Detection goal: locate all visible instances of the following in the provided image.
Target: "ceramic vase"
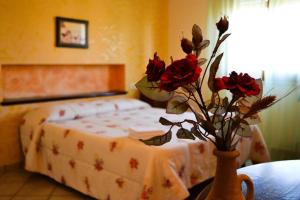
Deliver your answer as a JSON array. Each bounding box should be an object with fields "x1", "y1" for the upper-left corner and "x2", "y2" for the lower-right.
[{"x1": 202, "y1": 149, "x2": 254, "y2": 200}]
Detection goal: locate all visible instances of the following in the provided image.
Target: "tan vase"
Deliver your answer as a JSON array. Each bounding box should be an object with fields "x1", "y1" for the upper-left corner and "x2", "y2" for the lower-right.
[{"x1": 203, "y1": 149, "x2": 254, "y2": 200}]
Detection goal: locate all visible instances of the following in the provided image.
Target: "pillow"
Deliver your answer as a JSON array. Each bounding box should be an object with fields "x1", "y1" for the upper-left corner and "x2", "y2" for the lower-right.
[{"x1": 111, "y1": 98, "x2": 151, "y2": 111}]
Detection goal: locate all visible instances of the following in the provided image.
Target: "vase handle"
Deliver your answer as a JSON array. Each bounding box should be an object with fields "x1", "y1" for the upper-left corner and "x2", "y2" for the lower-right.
[{"x1": 238, "y1": 174, "x2": 254, "y2": 200}]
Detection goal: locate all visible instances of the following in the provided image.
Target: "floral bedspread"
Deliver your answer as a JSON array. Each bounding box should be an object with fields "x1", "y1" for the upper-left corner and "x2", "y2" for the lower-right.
[{"x1": 20, "y1": 98, "x2": 270, "y2": 200}]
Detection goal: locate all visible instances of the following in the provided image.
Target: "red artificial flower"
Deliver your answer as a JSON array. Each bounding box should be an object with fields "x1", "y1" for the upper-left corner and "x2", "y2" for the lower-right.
[
  {"x1": 146, "y1": 52, "x2": 165, "y2": 82},
  {"x1": 214, "y1": 71, "x2": 260, "y2": 97},
  {"x1": 216, "y1": 16, "x2": 229, "y2": 36},
  {"x1": 160, "y1": 54, "x2": 201, "y2": 92}
]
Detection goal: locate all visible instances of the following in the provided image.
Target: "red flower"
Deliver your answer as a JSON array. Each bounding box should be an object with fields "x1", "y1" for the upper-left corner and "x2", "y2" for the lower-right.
[
  {"x1": 216, "y1": 16, "x2": 229, "y2": 36},
  {"x1": 146, "y1": 52, "x2": 165, "y2": 82},
  {"x1": 160, "y1": 54, "x2": 201, "y2": 92},
  {"x1": 214, "y1": 71, "x2": 260, "y2": 97}
]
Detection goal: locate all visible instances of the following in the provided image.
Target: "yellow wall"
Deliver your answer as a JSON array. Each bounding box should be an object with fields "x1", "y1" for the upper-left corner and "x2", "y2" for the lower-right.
[
  {"x1": 0, "y1": 0, "x2": 169, "y2": 97},
  {"x1": 168, "y1": 0, "x2": 210, "y2": 99},
  {"x1": 0, "y1": 0, "x2": 169, "y2": 166}
]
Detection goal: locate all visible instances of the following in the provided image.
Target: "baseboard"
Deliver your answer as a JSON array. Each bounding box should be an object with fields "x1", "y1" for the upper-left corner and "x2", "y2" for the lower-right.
[
  {"x1": 0, "y1": 162, "x2": 23, "y2": 173},
  {"x1": 270, "y1": 148, "x2": 300, "y2": 160}
]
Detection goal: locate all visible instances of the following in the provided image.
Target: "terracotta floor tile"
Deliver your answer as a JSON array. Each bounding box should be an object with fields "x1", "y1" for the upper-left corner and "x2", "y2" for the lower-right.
[
  {"x1": 12, "y1": 196, "x2": 49, "y2": 200},
  {"x1": 0, "y1": 197, "x2": 12, "y2": 200},
  {"x1": 16, "y1": 177, "x2": 56, "y2": 196},
  {"x1": 0, "y1": 182, "x2": 24, "y2": 196}
]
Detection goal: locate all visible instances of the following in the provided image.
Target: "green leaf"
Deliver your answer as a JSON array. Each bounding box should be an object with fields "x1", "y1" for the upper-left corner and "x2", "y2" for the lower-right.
[
  {"x1": 215, "y1": 34, "x2": 231, "y2": 52},
  {"x1": 208, "y1": 53, "x2": 223, "y2": 92},
  {"x1": 198, "y1": 58, "x2": 207, "y2": 66},
  {"x1": 159, "y1": 117, "x2": 174, "y2": 126},
  {"x1": 135, "y1": 76, "x2": 174, "y2": 102},
  {"x1": 191, "y1": 126, "x2": 206, "y2": 141},
  {"x1": 166, "y1": 96, "x2": 189, "y2": 114},
  {"x1": 192, "y1": 24, "x2": 203, "y2": 47},
  {"x1": 219, "y1": 33, "x2": 231, "y2": 44},
  {"x1": 200, "y1": 40, "x2": 210, "y2": 50},
  {"x1": 235, "y1": 124, "x2": 252, "y2": 137},
  {"x1": 140, "y1": 130, "x2": 172, "y2": 146},
  {"x1": 176, "y1": 128, "x2": 195, "y2": 140}
]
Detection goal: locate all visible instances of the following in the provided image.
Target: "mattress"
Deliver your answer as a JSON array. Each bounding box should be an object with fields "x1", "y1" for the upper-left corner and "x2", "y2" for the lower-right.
[{"x1": 20, "y1": 98, "x2": 270, "y2": 200}]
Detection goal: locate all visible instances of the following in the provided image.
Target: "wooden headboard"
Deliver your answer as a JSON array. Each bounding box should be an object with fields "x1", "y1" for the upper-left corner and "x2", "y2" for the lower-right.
[{"x1": 0, "y1": 64, "x2": 126, "y2": 105}]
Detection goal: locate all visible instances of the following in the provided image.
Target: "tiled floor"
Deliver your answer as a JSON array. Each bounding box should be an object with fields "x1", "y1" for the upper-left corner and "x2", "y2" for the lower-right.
[{"x1": 0, "y1": 167, "x2": 95, "y2": 200}]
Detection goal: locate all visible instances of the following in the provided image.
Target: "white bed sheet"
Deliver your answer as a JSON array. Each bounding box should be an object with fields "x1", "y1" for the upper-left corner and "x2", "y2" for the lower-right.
[{"x1": 20, "y1": 99, "x2": 270, "y2": 200}]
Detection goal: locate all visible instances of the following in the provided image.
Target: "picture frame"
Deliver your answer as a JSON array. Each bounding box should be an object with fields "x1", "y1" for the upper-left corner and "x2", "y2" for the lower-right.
[{"x1": 55, "y1": 17, "x2": 88, "y2": 48}]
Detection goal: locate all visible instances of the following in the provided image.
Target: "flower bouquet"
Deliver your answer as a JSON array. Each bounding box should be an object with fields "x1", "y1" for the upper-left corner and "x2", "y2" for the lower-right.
[
  {"x1": 136, "y1": 16, "x2": 281, "y2": 200},
  {"x1": 135, "y1": 16, "x2": 276, "y2": 151}
]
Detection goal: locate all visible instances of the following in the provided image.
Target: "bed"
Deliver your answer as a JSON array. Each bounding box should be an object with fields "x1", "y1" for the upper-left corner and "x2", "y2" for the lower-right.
[{"x1": 20, "y1": 98, "x2": 270, "y2": 200}]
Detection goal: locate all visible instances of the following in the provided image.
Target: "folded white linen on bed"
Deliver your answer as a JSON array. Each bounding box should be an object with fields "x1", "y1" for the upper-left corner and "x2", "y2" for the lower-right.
[
  {"x1": 128, "y1": 127, "x2": 165, "y2": 140},
  {"x1": 20, "y1": 98, "x2": 271, "y2": 200}
]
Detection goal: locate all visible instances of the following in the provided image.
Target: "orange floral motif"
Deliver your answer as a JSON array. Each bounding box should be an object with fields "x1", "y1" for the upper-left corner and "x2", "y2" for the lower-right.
[
  {"x1": 110, "y1": 141, "x2": 117, "y2": 152},
  {"x1": 29, "y1": 132, "x2": 33, "y2": 141},
  {"x1": 36, "y1": 140, "x2": 41, "y2": 152},
  {"x1": 40, "y1": 129, "x2": 45, "y2": 137},
  {"x1": 69, "y1": 159, "x2": 76, "y2": 169},
  {"x1": 178, "y1": 165, "x2": 185, "y2": 178},
  {"x1": 114, "y1": 104, "x2": 119, "y2": 110},
  {"x1": 52, "y1": 144, "x2": 59, "y2": 155},
  {"x1": 47, "y1": 163, "x2": 52, "y2": 171},
  {"x1": 95, "y1": 130, "x2": 106, "y2": 134},
  {"x1": 254, "y1": 142, "x2": 265, "y2": 155},
  {"x1": 39, "y1": 118, "x2": 46, "y2": 124},
  {"x1": 115, "y1": 178, "x2": 124, "y2": 188},
  {"x1": 84, "y1": 177, "x2": 90, "y2": 192},
  {"x1": 162, "y1": 178, "x2": 172, "y2": 188},
  {"x1": 59, "y1": 110, "x2": 65, "y2": 117},
  {"x1": 198, "y1": 143, "x2": 205, "y2": 154},
  {"x1": 64, "y1": 129, "x2": 70, "y2": 138},
  {"x1": 74, "y1": 115, "x2": 83, "y2": 120},
  {"x1": 190, "y1": 172, "x2": 200, "y2": 185},
  {"x1": 24, "y1": 147, "x2": 28, "y2": 154},
  {"x1": 20, "y1": 118, "x2": 26, "y2": 125},
  {"x1": 140, "y1": 185, "x2": 153, "y2": 200},
  {"x1": 61, "y1": 176, "x2": 66, "y2": 184},
  {"x1": 129, "y1": 158, "x2": 139, "y2": 169},
  {"x1": 106, "y1": 195, "x2": 111, "y2": 200},
  {"x1": 77, "y1": 141, "x2": 84, "y2": 150},
  {"x1": 94, "y1": 158, "x2": 104, "y2": 171},
  {"x1": 106, "y1": 124, "x2": 117, "y2": 128}
]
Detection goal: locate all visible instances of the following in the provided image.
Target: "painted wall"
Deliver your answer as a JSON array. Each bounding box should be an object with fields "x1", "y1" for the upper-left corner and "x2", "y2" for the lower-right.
[
  {"x1": 0, "y1": 0, "x2": 169, "y2": 97},
  {"x1": 0, "y1": 0, "x2": 169, "y2": 166},
  {"x1": 168, "y1": 0, "x2": 210, "y2": 99}
]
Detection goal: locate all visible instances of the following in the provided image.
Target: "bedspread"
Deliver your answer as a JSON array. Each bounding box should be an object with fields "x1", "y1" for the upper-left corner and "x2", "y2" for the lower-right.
[{"x1": 20, "y1": 98, "x2": 270, "y2": 200}]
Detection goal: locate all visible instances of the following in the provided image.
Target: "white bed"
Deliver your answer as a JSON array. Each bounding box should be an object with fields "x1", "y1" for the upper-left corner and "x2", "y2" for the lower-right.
[{"x1": 20, "y1": 98, "x2": 270, "y2": 200}]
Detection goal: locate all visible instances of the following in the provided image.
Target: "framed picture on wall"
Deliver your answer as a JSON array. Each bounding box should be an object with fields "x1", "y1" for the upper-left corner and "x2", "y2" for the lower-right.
[{"x1": 55, "y1": 17, "x2": 88, "y2": 48}]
